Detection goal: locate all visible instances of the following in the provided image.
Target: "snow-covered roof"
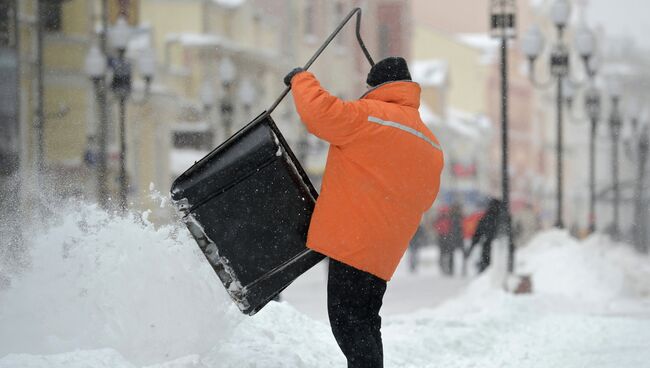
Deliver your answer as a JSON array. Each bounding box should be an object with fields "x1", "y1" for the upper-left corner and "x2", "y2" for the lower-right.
[
  {"x1": 165, "y1": 32, "x2": 283, "y2": 66},
  {"x1": 212, "y1": 0, "x2": 246, "y2": 9},
  {"x1": 411, "y1": 60, "x2": 448, "y2": 87},
  {"x1": 170, "y1": 148, "x2": 210, "y2": 175},
  {"x1": 456, "y1": 33, "x2": 500, "y2": 65},
  {"x1": 166, "y1": 33, "x2": 225, "y2": 48},
  {"x1": 445, "y1": 108, "x2": 492, "y2": 139}
]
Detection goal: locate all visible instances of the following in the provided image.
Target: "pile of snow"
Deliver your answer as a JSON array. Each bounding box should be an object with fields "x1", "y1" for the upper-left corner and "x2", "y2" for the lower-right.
[
  {"x1": 518, "y1": 230, "x2": 650, "y2": 301},
  {"x1": 2, "y1": 212, "x2": 649, "y2": 368},
  {"x1": 0, "y1": 202, "x2": 240, "y2": 366}
]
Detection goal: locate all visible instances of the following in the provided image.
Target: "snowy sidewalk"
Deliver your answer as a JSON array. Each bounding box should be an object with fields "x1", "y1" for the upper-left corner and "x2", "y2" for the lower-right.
[{"x1": 1, "y1": 203, "x2": 649, "y2": 367}]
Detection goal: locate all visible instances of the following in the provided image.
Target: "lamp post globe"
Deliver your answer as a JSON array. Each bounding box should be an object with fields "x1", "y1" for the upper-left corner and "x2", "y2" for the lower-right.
[
  {"x1": 109, "y1": 16, "x2": 131, "y2": 52},
  {"x1": 84, "y1": 44, "x2": 107, "y2": 79},
  {"x1": 574, "y1": 26, "x2": 596, "y2": 60},
  {"x1": 201, "y1": 81, "x2": 216, "y2": 110},
  {"x1": 550, "y1": 0, "x2": 571, "y2": 29},
  {"x1": 219, "y1": 56, "x2": 237, "y2": 86},
  {"x1": 522, "y1": 26, "x2": 544, "y2": 60},
  {"x1": 138, "y1": 46, "x2": 156, "y2": 86},
  {"x1": 238, "y1": 77, "x2": 256, "y2": 108}
]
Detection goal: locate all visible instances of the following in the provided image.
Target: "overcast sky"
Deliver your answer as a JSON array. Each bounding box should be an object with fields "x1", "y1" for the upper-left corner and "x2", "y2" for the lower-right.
[{"x1": 586, "y1": 0, "x2": 650, "y2": 49}]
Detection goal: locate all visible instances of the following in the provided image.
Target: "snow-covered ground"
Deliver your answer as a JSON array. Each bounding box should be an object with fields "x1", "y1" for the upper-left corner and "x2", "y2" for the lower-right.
[{"x1": 1, "y1": 202, "x2": 649, "y2": 368}]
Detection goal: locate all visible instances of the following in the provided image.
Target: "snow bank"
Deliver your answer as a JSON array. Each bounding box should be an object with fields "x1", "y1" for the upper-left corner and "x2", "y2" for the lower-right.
[
  {"x1": 0, "y1": 302, "x2": 342, "y2": 368},
  {"x1": 2, "y1": 221, "x2": 649, "y2": 368},
  {"x1": 0, "y1": 201, "x2": 241, "y2": 365},
  {"x1": 518, "y1": 229, "x2": 650, "y2": 301}
]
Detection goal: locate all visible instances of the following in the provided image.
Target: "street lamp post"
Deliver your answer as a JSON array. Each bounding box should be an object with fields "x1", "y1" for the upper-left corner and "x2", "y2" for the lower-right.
[
  {"x1": 201, "y1": 81, "x2": 217, "y2": 147},
  {"x1": 489, "y1": 0, "x2": 516, "y2": 273},
  {"x1": 84, "y1": 44, "x2": 109, "y2": 208},
  {"x1": 219, "y1": 56, "x2": 237, "y2": 138},
  {"x1": 584, "y1": 85, "x2": 601, "y2": 233},
  {"x1": 630, "y1": 121, "x2": 649, "y2": 252},
  {"x1": 522, "y1": 0, "x2": 596, "y2": 229},
  {"x1": 109, "y1": 16, "x2": 132, "y2": 211},
  {"x1": 563, "y1": 56, "x2": 601, "y2": 234},
  {"x1": 85, "y1": 16, "x2": 154, "y2": 211},
  {"x1": 608, "y1": 84, "x2": 622, "y2": 239},
  {"x1": 238, "y1": 77, "x2": 256, "y2": 119}
]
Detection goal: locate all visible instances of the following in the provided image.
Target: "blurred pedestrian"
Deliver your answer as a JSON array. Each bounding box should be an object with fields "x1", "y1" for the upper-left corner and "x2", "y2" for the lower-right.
[
  {"x1": 285, "y1": 56, "x2": 444, "y2": 367},
  {"x1": 408, "y1": 224, "x2": 429, "y2": 273},
  {"x1": 465, "y1": 198, "x2": 502, "y2": 273},
  {"x1": 433, "y1": 206, "x2": 452, "y2": 275},
  {"x1": 446, "y1": 201, "x2": 464, "y2": 276}
]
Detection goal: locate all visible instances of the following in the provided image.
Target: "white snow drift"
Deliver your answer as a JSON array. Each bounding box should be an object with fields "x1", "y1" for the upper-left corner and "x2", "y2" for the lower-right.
[
  {"x1": 0, "y1": 202, "x2": 240, "y2": 365},
  {"x1": 1, "y1": 202, "x2": 649, "y2": 368}
]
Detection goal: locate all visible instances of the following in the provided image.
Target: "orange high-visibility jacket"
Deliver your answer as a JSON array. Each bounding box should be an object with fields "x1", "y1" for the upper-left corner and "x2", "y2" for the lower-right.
[{"x1": 291, "y1": 71, "x2": 444, "y2": 280}]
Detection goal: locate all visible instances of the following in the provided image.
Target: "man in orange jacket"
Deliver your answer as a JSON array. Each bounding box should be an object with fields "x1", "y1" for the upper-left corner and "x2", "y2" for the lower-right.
[{"x1": 284, "y1": 57, "x2": 444, "y2": 367}]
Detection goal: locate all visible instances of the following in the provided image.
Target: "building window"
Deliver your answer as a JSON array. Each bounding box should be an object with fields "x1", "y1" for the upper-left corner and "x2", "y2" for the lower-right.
[{"x1": 41, "y1": 1, "x2": 63, "y2": 32}]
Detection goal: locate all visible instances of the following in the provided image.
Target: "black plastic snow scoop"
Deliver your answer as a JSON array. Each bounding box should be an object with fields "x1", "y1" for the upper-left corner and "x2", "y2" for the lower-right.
[{"x1": 170, "y1": 8, "x2": 375, "y2": 316}]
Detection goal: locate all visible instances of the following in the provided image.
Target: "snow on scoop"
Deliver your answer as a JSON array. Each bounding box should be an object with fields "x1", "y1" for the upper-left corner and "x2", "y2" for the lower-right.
[{"x1": 170, "y1": 8, "x2": 374, "y2": 315}]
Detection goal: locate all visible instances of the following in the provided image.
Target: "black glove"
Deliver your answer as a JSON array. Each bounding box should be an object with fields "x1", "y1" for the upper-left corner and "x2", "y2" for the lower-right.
[{"x1": 284, "y1": 67, "x2": 304, "y2": 87}]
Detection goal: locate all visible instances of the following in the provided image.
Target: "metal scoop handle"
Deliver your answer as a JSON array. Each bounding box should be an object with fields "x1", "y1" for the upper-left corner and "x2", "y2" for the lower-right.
[{"x1": 267, "y1": 7, "x2": 375, "y2": 114}]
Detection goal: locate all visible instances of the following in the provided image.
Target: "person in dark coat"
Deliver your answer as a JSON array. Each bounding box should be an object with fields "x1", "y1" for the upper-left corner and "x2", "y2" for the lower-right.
[
  {"x1": 433, "y1": 206, "x2": 452, "y2": 275},
  {"x1": 465, "y1": 198, "x2": 502, "y2": 273},
  {"x1": 444, "y1": 201, "x2": 464, "y2": 276},
  {"x1": 408, "y1": 224, "x2": 429, "y2": 272}
]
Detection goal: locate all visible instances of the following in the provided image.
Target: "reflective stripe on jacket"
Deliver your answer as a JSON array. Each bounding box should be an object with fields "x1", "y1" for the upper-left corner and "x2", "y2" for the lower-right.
[{"x1": 291, "y1": 71, "x2": 444, "y2": 280}]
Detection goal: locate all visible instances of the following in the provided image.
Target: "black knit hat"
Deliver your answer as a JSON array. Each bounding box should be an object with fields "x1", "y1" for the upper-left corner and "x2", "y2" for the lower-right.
[{"x1": 366, "y1": 57, "x2": 412, "y2": 87}]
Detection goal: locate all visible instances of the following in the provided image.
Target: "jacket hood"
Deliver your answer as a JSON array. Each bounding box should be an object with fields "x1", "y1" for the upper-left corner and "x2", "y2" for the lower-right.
[{"x1": 361, "y1": 81, "x2": 421, "y2": 109}]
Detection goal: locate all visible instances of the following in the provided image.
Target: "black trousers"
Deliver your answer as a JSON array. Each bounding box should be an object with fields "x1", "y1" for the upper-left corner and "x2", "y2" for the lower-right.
[
  {"x1": 327, "y1": 259, "x2": 387, "y2": 368},
  {"x1": 477, "y1": 239, "x2": 493, "y2": 273}
]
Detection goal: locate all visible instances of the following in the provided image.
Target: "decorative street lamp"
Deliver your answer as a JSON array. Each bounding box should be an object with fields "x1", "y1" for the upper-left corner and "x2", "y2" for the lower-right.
[
  {"x1": 584, "y1": 84, "x2": 601, "y2": 233},
  {"x1": 562, "y1": 56, "x2": 601, "y2": 234},
  {"x1": 109, "y1": 16, "x2": 133, "y2": 211},
  {"x1": 138, "y1": 45, "x2": 156, "y2": 95},
  {"x1": 84, "y1": 15, "x2": 154, "y2": 211},
  {"x1": 201, "y1": 80, "x2": 217, "y2": 147},
  {"x1": 522, "y1": 0, "x2": 596, "y2": 229},
  {"x1": 201, "y1": 81, "x2": 216, "y2": 111},
  {"x1": 219, "y1": 56, "x2": 237, "y2": 138},
  {"x1": 626, "y1": 118, "x2": 649, "y2": 252},
  {"x1": 84, "y1": 44, "x2": 109, "y2": 209},
  {"x1": 238, "y1": 77, "x2": 257, "y2": 118},
  {"x1": 490, "y1": 0, "x2": 516, "y2": 273},
  {"x1": 607, "y1": 79, "x2": 623, "y2": 239}
]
